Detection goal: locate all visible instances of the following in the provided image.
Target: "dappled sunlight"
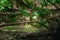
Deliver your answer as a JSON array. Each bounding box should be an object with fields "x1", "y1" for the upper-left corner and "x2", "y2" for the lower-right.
[
  {"x1": 2, "y1": 24, "x2": 38, "y2": 33},
  {"x1": 0, "y1": 0, "x2": 60, "y2": 40}
]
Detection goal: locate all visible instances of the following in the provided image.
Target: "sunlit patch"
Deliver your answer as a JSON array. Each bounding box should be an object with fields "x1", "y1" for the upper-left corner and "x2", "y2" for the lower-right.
[{"x1": 2, "y1": 24, "x2": 38, "y2": 33}]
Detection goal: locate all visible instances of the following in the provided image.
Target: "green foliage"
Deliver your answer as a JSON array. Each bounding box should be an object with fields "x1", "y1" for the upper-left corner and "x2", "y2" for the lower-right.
[
  {"x1": 9, "y1": 13, "x2": 16, "y2": 18},
  {"x1": 21, "y1": 8, "x2": 29, "y2": 16},
  {"x1": 24, "y1": 0, "x2": 38, "y2": 10},
  {"x1": 33, "y1": 22, "x2": 40, "y2": 27},
  {"x1": 40, "y1": 0, "x2": 47, "y2": 6},
  {"x1": 9, "y1": 13, "x2": 17, "y2": 22},
  {"x1": 56, "y1": 0, "x2": 60, "y2": 3},
  {"x1": 0, "y1": 0, "x2": 12, "y2": 11},
  {"x1": 0, "y1": 0, "x2": 60, "y2": 30},
  {"x1": 37, "y1": 8, "x2": 50, "y2": 17},
  {"x1": 49, "y1": 0, "x2": 60, "y2": 3},
  {"x1": 32, "y1": 11, "x2": 39, "y2": 20},
  {"x1": 5, "y1": 26, "x2": 12, "y2": 31},
  {"x1": 41, "y1": 18, "x2": 48, "y2": 23},
  {"x1": 39, "y1": 18, "x2": 49, "y2": 28},
  {"x1": 10, "y1": 18, "x2": 16, "y2": 22}
]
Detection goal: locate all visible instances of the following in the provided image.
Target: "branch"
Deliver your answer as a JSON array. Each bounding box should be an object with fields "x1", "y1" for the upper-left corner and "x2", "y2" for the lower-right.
[
  {"x1": 0, "y1": 21, "x2": 49, "y2": 29},
  {"x1": 47, "y1": 0, "x2": 60, "y2": 9},
  {"x1": 0, "y1": 21, "x2": 30, "y2": 27}
]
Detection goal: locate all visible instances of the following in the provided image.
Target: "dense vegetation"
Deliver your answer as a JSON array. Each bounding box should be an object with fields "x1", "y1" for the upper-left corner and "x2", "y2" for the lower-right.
[{"x1": 0, "y1": 0, "x2": 60, "y2": 40}]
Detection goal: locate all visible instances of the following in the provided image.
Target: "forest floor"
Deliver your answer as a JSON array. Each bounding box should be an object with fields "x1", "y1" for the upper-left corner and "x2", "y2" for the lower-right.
[{"x1": 0, "y1": 24, "x2": 50, "y2": 40}]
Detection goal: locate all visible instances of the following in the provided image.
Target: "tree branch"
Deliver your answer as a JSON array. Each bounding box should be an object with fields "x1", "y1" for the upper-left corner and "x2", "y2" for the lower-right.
[
  {"x1": 47, "y1": 0, "x2": 60, "y2": 9},
  {"x1": 0, "y1": 21, "x2": 49, "y2": 29}
]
